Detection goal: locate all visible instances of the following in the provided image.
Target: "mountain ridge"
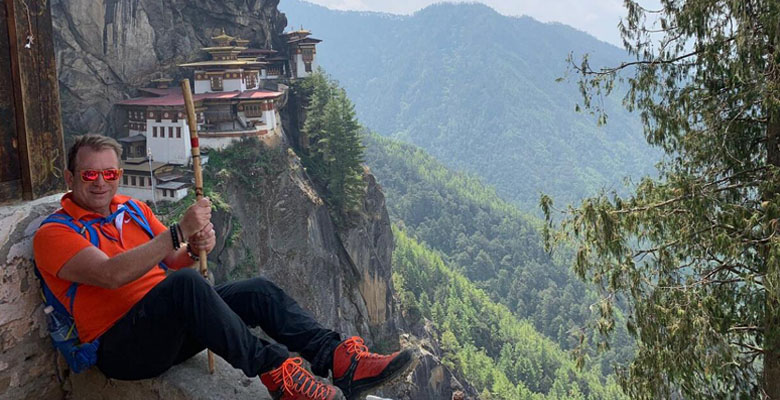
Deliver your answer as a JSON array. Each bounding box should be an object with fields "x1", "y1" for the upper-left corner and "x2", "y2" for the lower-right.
[{"x1": 281, "y1": 0, "x2": 659, "y2": 212}]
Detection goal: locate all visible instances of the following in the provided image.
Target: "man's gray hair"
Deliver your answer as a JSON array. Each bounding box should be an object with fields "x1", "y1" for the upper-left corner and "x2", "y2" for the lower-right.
[{"x1": 67, "y1": 134, "x2": 123, "y2": 173}]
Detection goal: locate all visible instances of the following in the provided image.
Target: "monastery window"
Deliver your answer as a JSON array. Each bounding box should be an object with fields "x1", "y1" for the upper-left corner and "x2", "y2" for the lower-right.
[
  {"x1": 140, "y1": 178, "x2": 145, "y2": 187},
  {"x1": 131, "y1": 176, "x2": 137, "y2": 186},
  {"x1": 123, "y1": 176, "x2": 128, "y2": 185},
  {"x1": 302, "y1": 49, "x2": 314, "y2": 62},
  {"x1": 210, "y1": 76, "x2": 223, "y2": 91},
  {"x1": 167, "y1": 127, "x2": 172, "y2": 138},
  {"x1": 177, "y1": 127, "x2": 182, "y2": 138},
  {"x1": 153, "y1": 126, "x2": 158, "y2": 137},
  {"x1": 305, "y1": 62, "x2": 312, "y2": 73},
  {"x1": 244, "y1": 104, "x2": 262, "y2": 117}
]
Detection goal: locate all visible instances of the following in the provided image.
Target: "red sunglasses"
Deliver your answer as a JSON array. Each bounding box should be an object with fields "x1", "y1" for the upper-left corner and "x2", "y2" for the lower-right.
[{"x1": 79, "y1": 168, "x2": 122, "y2": 182}]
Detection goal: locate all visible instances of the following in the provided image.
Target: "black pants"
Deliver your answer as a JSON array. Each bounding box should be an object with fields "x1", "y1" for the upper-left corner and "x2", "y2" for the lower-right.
[{"x1": 96, "y1": 268, "x2": 341, "y2": 380}]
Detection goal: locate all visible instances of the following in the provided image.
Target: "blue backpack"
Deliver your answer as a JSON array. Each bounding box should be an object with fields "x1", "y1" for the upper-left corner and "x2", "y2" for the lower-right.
[{"x1": 35, "y1": 199, "x2": 167, "y2": 373}]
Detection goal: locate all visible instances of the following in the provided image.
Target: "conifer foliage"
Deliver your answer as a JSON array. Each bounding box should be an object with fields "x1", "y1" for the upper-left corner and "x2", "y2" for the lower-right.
[
  {"x1": 393, "y1": 228, "x2": 626, "y2": 400},
  {"x1": 298, "y1": 70, "x2": 366, "y2": 222},
  {"x1": 544, "y1": 1, "x2": 780, "y2": 398}
]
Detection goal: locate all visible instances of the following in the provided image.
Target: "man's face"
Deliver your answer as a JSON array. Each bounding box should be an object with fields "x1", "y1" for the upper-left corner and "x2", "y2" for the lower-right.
[{"x1": 64, "y1": 147, "x2": 121, "y2": 215}]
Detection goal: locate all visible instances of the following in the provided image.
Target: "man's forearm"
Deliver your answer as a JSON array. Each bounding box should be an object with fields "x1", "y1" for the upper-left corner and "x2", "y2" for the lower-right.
[
  {"x1": 96, "y1": 229, "x2": 176, "y2": 288},
  {"x1": 163, "y1": 246, "x2": 197, "y2": 270}
]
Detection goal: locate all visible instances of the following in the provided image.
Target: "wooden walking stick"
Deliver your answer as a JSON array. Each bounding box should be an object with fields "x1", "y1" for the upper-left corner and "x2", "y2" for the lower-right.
[{"x1": 180, "y1": 78, "x2": 216, "y2": 374}]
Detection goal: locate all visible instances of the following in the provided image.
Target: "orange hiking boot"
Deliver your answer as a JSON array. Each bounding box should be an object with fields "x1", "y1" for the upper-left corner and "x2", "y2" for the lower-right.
[
  {"x1": 261, "y1": 357, "x2": 346, "y2": 400},
  {"x1": 332, "y1": 337, "x2": 416, "y2": 400}
]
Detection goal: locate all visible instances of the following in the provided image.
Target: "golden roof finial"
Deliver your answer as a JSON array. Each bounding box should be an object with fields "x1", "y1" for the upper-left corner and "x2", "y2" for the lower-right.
[{"x1": 211, "y1": 28, "x2": 235, "y2": 45}]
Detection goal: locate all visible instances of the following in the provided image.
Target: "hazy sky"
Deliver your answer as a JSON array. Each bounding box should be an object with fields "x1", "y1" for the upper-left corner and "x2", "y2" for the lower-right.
[{"x1": 299, "y1": 0, "x2": 632, "y2": 46}]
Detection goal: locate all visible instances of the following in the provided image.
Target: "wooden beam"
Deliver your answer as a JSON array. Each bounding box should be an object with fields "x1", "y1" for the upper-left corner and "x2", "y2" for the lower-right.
[
  {"x1": 3, "y1": 0, "x2": 66, "y2": 201},
  {"x1": 0, "y1": 0, "x2": 23, "y2": 203}
]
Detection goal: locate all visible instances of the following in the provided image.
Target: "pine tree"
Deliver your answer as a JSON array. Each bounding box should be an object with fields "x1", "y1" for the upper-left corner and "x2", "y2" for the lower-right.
[
  {"x1": 300, "y1": 70, "x2": 366, "y2": 221},
  {"x1": 300, "y1": 70, "x2": 332, "y2": 150},
  {"x1": 544, "y1": 1, "x2": 780, "y2": 398}
]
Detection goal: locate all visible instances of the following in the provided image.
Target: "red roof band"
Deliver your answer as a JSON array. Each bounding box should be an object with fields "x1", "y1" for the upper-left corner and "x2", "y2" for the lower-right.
[{"x1": 117, "y1": 88, "x2": 282, "y2": 107}]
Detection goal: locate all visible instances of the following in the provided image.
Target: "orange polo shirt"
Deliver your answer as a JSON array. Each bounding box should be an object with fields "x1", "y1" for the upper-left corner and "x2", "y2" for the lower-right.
[{"x1": 33, "y1": 193, "x2": 169, "y2": 342}]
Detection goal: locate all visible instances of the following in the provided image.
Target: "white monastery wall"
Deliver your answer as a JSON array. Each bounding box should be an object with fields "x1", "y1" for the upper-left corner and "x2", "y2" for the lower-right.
[
  {"x1": 194, "y1": 79, "x2": 210, "y2": 94},
  {"x1": 222, "y1": 78, "x2": 244, "y2": 92},
  {"x1": 146, "y1": 119, "x2": 191, "y2": 165}
]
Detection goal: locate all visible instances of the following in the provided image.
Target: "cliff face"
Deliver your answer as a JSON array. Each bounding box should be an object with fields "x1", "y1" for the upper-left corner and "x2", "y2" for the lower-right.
[
  {"x1": 208, "y1": 146, "x2": 400, "y2": 349},
  {"x1": 51, "y1": 0, "x2": 286, "y2": 135}
]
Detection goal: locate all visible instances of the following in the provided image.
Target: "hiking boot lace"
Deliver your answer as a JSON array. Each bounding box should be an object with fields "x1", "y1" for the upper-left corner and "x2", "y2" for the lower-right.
[
  {"x1": 342, "y1": 337, "x2": 386, "y2": 360},
  {"x1": 270, "y1": 357, "x2": 333, "y2": 400}
]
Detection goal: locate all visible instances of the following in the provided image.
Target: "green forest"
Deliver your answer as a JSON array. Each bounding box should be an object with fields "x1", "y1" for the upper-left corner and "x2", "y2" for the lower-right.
[
  {"x1": 392, "y1": 228, "x2": 624, "y2": 399},
  {"x1": 363, "y1": 133, "x2": 633, "y2": 368}
]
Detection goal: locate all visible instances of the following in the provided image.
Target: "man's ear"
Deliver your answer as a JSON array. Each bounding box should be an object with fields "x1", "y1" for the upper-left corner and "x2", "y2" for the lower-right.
[{"x1": 64, "y1": 169, "x2": 74, "y2": 189}]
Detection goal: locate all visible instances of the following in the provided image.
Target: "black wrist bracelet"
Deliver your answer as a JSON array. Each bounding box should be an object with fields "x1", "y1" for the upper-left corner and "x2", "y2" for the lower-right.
[
  {"x1": 170, "y1": 224, "x2": 181, "y2": 249},
  {"x1": 176, "y1": 223, "x2": 184, "y2": 243},
  {"x1": 186, "y1": 243, "x2": 200, "y2": 261}
]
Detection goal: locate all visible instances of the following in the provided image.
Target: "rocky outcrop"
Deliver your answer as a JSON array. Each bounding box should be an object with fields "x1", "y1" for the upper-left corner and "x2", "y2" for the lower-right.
[
  {"x1": 51, "y1": 0, "x2": 287, "y2": 136},
  {"x1": 205, "y1": 141, "x2": 476, "y2": 399},
  {"x1": 68, "y1": 351, "x2": 271, "y2": 399},
  {"x1": 397, "y1": 321, "x2": 479, "y2": 400},
  {"x1": 210, "y1": 146, "x2": 400, "y2": 351}
]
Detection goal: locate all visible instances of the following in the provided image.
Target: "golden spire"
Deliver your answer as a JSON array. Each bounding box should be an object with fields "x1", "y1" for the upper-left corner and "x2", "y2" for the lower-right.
[{"x1": 211, "y1": 28, "x2": 234, "y2": 46}]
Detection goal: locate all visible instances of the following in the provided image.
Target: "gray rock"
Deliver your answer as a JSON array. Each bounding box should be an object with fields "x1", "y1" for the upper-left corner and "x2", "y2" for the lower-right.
[
  {"x1": 67, "y1": 351, "x2": 271, "y2": 399},
  {"x1": 210, "y1": 146, "x2": 400, "y2": 350}
]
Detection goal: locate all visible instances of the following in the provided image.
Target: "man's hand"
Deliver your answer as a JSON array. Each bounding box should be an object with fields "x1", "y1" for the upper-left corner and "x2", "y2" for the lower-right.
[
  {"x1": 189, "y1": 222, "x2": 216, "y2": 254},
  {"x1": 179, "y1": 197, "x2": 212, "y2": 238}
]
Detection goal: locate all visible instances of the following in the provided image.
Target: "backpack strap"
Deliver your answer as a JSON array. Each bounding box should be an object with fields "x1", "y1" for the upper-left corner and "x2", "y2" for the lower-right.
[
  {"x1": 123, "y1": 200, "x2": 168, "y2": 271},
  {"x1": 40, "y1": 213, "x2": 99, "y2": 247},
  {"x1": 39, "y1": 213, "x2": 94, "y2": 314},
  {"x1": 123, "y1": 199, "x2": 155, "y2": 238}
]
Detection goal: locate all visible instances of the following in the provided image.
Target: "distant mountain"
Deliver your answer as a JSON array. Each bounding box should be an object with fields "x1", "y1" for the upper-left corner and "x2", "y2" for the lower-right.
[{"x1": 280, "y1": 0, "x2": 658, "y2": 211}]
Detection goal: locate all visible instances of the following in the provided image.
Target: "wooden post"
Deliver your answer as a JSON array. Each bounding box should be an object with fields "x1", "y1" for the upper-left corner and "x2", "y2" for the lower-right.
[{"x1": 0, "y1": 0, "x2": 66, "y2": 203}]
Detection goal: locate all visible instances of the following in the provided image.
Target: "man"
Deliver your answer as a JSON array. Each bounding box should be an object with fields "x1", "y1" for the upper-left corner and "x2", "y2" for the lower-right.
[{"x1": 33, "y1": 134, "x2": 415, "y2": 400}]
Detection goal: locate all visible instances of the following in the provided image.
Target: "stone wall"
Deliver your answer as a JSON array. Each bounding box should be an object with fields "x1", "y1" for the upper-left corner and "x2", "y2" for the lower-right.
[{"x1": 0, "y1": 194, "x2": 64, "y2": 400}]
